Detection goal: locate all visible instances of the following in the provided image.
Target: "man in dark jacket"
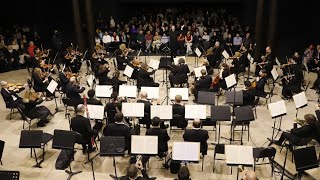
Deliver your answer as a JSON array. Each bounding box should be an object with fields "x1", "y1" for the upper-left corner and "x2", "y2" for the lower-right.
[
  {"x1": 183, "y1": 119, "x2": 209, "y2": 155},
  {"x1": 120, "y1": 164, "x2": 150, "y2": 180},
  {"x1": 65, "y1": 77, "x2": 85, "y2": 106}
]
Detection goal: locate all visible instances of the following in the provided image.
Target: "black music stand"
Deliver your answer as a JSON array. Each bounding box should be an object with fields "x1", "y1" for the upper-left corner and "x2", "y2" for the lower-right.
[
  {"x1": 0, "y1": 170, "x2": 20, "y2": 180},
  {"x1": 160, "y1": 57, "x2": 173, "y2": 105},
  {"x1": 52, "y1": 129, "x2": 81, "y2": 180},
  {"x1": 211, "y1": 106, "x2": 231, "y2": 144},
  {"x1": 48, "y1": 80, "x2": 63, "y2": 114},
  {"x1": 233, "y1": 106, "x2": 255, "y2": 145},
  {"x1": 19, "y1": 130, "x2": 44, "y2": 168},
  {"x1": 226, "y1": 91, "x2": 243, "y2": 116},
  {"x1": 293, "y1": 146, "x2": 319, "y2": 180},
  {"x1": 197, "y1": 91, "x2": 216, "y2": 105},
  {"x1": 100, "y1": 136, "x2": 125, "y2": 179}
]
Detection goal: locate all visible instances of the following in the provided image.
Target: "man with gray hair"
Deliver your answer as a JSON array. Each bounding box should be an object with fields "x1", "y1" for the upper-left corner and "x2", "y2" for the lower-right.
[
  {"x1": 137, "y1": 91, "x2": 152, "y2": 129},
  {"x1": 71, "y1": 104, "x2": 98, "y2": 154},
  {"x1": 183, "y1": 119, "x2": 209, "y2": 155}
]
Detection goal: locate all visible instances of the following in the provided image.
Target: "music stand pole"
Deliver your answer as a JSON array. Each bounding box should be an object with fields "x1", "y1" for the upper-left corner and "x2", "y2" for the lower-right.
[
  {"x1": 280, "y1": 144, "x2": 289, "y2": 180},
  {"x1": 65, "y1": 150, "x2": 82, "y2": 180},
  {"x1": 54, "y1": 90, "x2": 63, "y2": 114},
  {"x1": 109, "y1": 156, "x2": 118, "y2": 179}
]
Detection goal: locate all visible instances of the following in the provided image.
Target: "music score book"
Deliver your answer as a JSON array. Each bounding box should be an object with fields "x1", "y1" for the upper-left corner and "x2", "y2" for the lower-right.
[
  {"x1": 47, "y1": 79, "x2": 58, "y2": 94},
  {"x1": 119, "y1": 85, "x2": 137, "y2": 98},
  {"x1": 95, "y1": 85, "x2": 113, "y2": 98},
  {"x1": 149, "y1": 59, "x2": 160, "y2": 70},
  {"x1": 271, "y1": 67, "x2": 279, "y2": 80},
  {"x1": 84, "y1": 105, "x2": 105, "y2": 119},
  {"x1": 293, "y1": 92, "x2": 308, "y2": 109},
  {"x1": 185, "y1": 105, "x2": 207, "y2": 119},
  {"x1": 87, "y1": 75, "x2": 95, "y2": 87},
  {"x1": 169, "y1": 88, "x2": 189, "y2": 100},
  {"x1": 222, "y1": 50, "x2": 230, "y2": 59},
  {"x1": 268, "y1": 100, "x2": 287, "y2": 118},
  {"x1": 225, "y1": 74, "x2": 237, "y2": 88},
  {"x1": 247, "y1": 53, "x2": 254, "y2": 64},
  {"x1": 172, "y1": 142, "x2": 200, "y2": 162},
  {"x1": 123, "y1": 65, "x2": 134, "y2": 78},
  {"x1": 131, "y1": 135, "x2": 158, "y2": 155},
  {"x1": 225, "y1": 145, "x2": 254, "y2": 165},
  {"x1": 122, "y1": 103, "x2": 144, "y2": 117},
  {"x1": 195, "y1": 48, "x2": 202, "y2": 57},
  {"x1": 151, "y1": 105, "x2": 173, "y2": 119},
  {"x1": 140, "y1": 86, "x2": 159, "y2": 99}
]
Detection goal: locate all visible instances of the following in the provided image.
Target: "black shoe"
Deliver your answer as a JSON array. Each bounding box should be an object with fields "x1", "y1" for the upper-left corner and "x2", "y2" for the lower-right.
[
  {"x1": 43, "y1": 119, "x2": 49, "y2": 123},
  {"x1": 37, "y1": 122, "x2": 46, "y2": 127}
]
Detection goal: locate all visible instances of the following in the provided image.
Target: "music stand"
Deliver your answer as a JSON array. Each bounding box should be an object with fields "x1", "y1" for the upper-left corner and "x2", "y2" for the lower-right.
[
  {"x1": 19, "y1": 130, "x2": 43, "y2": 168},
  {"x1": 293, "y1": 146, "x2": 319, "y2": 180},
  {"x1": 172, "y1": 142, "x2": 200, "y2": 165},
  {"x1": 293, "y1": 92, "x2": 308, "y2": 118},
  {"x1": 225, "y1": 91, "x2": 243, "y2": 116},
  {"x1": 211, "y1": 106, "x2": 231, "y2": 144},
  {"x1": 47, "y1": 79, "x2": 62, "y2": 114},
  {"x1": 197, "y1": 91, "x2": 215, "y2": 105},
  {"x1": 233, "y1": 106, "x2": 255, "y2": 145},
  {"x1": 268, "y1": 100, "x2": 287, "y2": 140},
  {"x1": 0, "y1": 171, "x2": 20, "y2": 180},
  {"x1": 159, "y1": 57, "x2": 173, "y2": 105},
  {"x1": 100, "y1": 136, "x2": 125, "y2": 179},
  {"x1": 52, "y1": 129, "x2": 81, "y2": 180}
]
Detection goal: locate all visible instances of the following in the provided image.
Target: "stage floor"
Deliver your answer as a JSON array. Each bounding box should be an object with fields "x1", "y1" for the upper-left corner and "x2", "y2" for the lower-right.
[{"x1": 0, "y1": 56, "x2": 319, "y2": 180}]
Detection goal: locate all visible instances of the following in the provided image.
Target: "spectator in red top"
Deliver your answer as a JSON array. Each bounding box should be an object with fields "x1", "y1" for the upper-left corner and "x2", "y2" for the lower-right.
[
  {"x1": 27, "y1": 41, "x2": 36, "y2": 58},
  {"x1": 144, "y1": 31, "x2": 153, "y2": 53}
]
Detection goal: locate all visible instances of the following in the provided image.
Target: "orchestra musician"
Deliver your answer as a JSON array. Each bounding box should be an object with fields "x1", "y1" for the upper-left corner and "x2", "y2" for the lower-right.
[
  {"x1": 92, "y1": 44, "x2": 108, "y2": 65},
  {"x1": 137, "y1": 62, "x2": 159, "y2": 87},
  {"x1": 115, "y1": 49, "x2": 130, "y2": 70},
  {"x1": 95, "y1": 63, "x2": 112, "y2": 85},
  {"x1": 32, "y1": 67, "x2": 54, "y2": 100},
  {"x1": 193, "y1": 69, "x2": 212, "y2": 102},
  {"x1": 111, "y1": 70, "x2": 127, "y2": 93},
  {"x1": 1, "y1": 81, "x2": 25, "y2": 110},
  {"x1": 211, "y1": 63, "x2": 231, "y2": 92},
  {"x1": 254, "y1": 69, "x2": 268, "y2": 96},
  {"x1": 65, "y1": 76, "x2": 85, "y2": 107},
  {"x1": 255, "y1": 46, "x2": 274, "y2": 77},
  {"x1": 64, "y1": 46, "x2": 82, "y2": 73},
  {"x1": 58, "y1": 68, "x2": 70, "y2": 93},
  {"x1": 169, "y1": 58, "x2": 190, "y2": 87},
  {"x1": 242, "y1": 80, "x2": 256, "y2": 106},
  {"x1": 22, "y1": 87, "x2": 54, "y2": 127},
  {"x1": 86, "y1": 89, "x2": 103, "y2": 105},
  {"x1": 207, "y1": 41, "x2": 223, "y2": 69},
  {"x1": 137, "y1": 91, "x2": 153, "y2": 129}
]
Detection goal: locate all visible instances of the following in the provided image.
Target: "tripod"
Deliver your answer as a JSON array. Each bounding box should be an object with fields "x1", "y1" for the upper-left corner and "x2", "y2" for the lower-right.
[{"x1": 65, "y1": 149, "x2": 82, "y2": 180}]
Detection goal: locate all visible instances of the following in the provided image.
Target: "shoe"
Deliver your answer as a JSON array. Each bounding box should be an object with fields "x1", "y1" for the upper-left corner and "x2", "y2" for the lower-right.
[
  {"x1": 43, "y1": 119, "x2": 49, "y2": 123},
  {"x1": 87, "y1": 147, "x2": 96, "y2": 154},
  {"x1": 37, "y1": 122, "x2": 46, "y2": 127},
  {"x1": 267, "y1": 138, "x2": 280, "y2": 146}
]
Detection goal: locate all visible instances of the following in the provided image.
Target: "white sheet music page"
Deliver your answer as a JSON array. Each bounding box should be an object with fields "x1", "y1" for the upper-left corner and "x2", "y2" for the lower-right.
[
  {"x1": 149, "y1": 59, "x2": 160, "y2": 70},
  {"x1": 123, "y1": 65, "x2": 134, "y2": 77},
  {"x1": 95, "y1": 85, "x2": 113, "y2": 98},
  {"x1": 169, "y1": 88, "x2": 189, "y2": 100},
  {"x1": 222, "y1": 50, "x2": 230, "y2": 59},
  {"x1": 247, "y1": 53, "x2": 254, "y2": 64},
  {"x1": 225, "y1": 74, "x2": 237, "y2": 88},
  {"x1": 185, "y1": 105, "x2": 207, "y2": 119},
  {"x1": 84, "y1": 105, "x2": 105, "y2": 119},
  {"x1": 173, "y1": 56, "x2": 186, "y2": 65},
  {"x1": 268, "y1": 100, "x2": 287, "y2": 117},
  {"x1": 151, "y1": 105, "x2": 173, "y2": 119},
  {"x1": 195, "y1": 48, "x2": 202, "y2": 57},
  {"x1": 47, "y1": 79, "x2": 58, "y2": 94},
  {"x1": 293, "y1": 92, "x2": 308, "y2": 109},
  {"x1": 225, "y1": 145, "x2": 253, "y2": 165},
  {"x1": 119, "y1": 85, "x2": 137, "y2": 98},
  {"x1": 131, "y1": 135, "x2": 158, "y2": 154},
  {"x1": 271, "y1": 67, "x2": 279, "y2": 80},
  {"x1": 172, "y1": 142, "x2": 200, "y2": 161},
  {"x1": 140, "y1": 86, "x2": 159, "y2": 99},
  {"x1": 87, "y1": 75, "x2": 95, "y2": 87},
  {"x1": 122, "y1": 102, "x2": 144, "y2": 117},
  {"x1": 194, "y1": 66, "x2": 207, "y2": 78}
]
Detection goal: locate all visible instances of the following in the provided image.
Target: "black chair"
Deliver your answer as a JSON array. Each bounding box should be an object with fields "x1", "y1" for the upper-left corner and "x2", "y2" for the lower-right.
[
  {"x1": 253, "y1": 147, "x2": 276, "y2": 177},
  {"x1": 137, "y1": 78, "x2": 147, "y2": 89},
  {"x1": 173, "y1": 74, "x2": 188, "y2": 88},
  {"x1": 280, "y1": 137, "x2": 313, "y2": 162},
  {"x1": 257, "y1": 83, "x2": 275, "y2": 106},
  {"x1": 17, "y1": 108, "x2": 40, "y2": 130},
  {"x1": 213, "y1": 144, "x2": 230, "y2": 173},
  {"x1": 170, "y1": 114, "x2": 187, "y2": 134},
  {"x1": 62, "y1": 97, "x2": 74, "y2": 118},
  {"x1": 0, "y1": 170, "x2": 20, "y2": 180},
  {"x1": 4, "y1": 101, "x2": 16, "y2": 120},
  {"x1": 0, "y1": 140, "x2": 4, "y2": 165},
  {"x1": 252, "y1": 97, "x2": 260, "y2": 118}
]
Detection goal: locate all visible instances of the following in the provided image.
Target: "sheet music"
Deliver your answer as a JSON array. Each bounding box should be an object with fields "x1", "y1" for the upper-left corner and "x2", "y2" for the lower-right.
[
  {"x1": 84, "y1": 105, "x2": 105, "y2": 119},
  {"x1": 95, "y1": 85, "x2": 113, "y2": 98},
  {"x1": 225, "y1": 145, "x2": 254, "y2": 165},
  {"x1": 47, "y1": 79, "x2": 58, "y2": 94},
  {"x1": 268, "y1": 100, "x2": 287, "y2": 117},
  {"x1": 195, "y1": 48, "x2": 202, "y2": 57},
  {"x1": 271, "y1": 67, "x2": 279, "y2": 80},
  {"x1": 173, "y1": 56, "x2": 186, "y2": 65},
  {"x1": 222, "y1": 50, "x2": 230, "y2": 59},
  {"x1": 140, "y1": 86, "x2": 159, "y2": 99},
  {"x1": 122, "y1": 103, "x2": 144, "y2": 117},
  {"x1": 247, "y1": 53, "x2": 254, "y2": 64},
  {"x1": 151, "y1": 105, "x2": 173, "y2": 119},
  {"x1": 169, "y1": 88, "x2": 189, "y2": 100},
  {"x1": 185, "y1": 105, "x2": 207, "y2": 119},
  {"x1": 131, "y1": 135, "x2": 158, "y2": 155},
  {"x1": 149, "y1": 59, "x2": 160, "y2": 70},
  {"x1": 293, "y1": 92, "x2": 308, "y2": 109},
  {"x1": 119, "y1": 85, "x2": 137, "y2": 98},
  {"x1": 123, "y1": 65, "x2": 134, "y2": 78},
  {"x1": 194, "y1": 66, "x2": 207, "y2": 78},
  {"x1": 87, "y1": 75, "x2": 95, "y2": 87},
  {"x1": 276, "y1": 57, "x2": 281, "y2": 66},
  {"x1": 172, "y1": 142, "x2": 200, "y2": 161},
  {"x1": 225, "y1": 74, "x2": 237, "y2": 88}
]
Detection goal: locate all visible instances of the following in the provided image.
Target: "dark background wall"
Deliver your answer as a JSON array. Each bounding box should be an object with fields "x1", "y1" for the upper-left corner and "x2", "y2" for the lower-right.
[{"x1": 0, "y1": 0, "x2": 318, "y2": 57}]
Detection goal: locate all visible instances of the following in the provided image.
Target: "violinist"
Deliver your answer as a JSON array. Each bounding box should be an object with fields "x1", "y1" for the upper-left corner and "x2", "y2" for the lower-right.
[
  {"x1": 193, "y1": 69, "x2": 212, "y2": 102},
  {"x1": 95, "y1": 63, "x2": 112, "y2": 85},
  {"x1": 92, "y1": 44, "x2": 108, "y2": 65},
  {"x1": 1, "y1": 81, "x2": 25, "y2": 110},
  {"x1": 64, "y1": 46, "x2": 82, "y2": 73},
  {"x1": 207, "y1": 41, "x2": 223, "y2": 69},
  {"x1": 254, "y1": 69, "x2": 268, "y2": 97},
  {"x1": 119, "y1": 43, "x2": 133, "y2": 59},
  {"x1": 281, "y1": 73, "x2": 302, "y2": 100},
  {"x1": 255, "y1": 46, "x2": 274, "y2": 77},
  {"x1": 211, "y1": 63, "x2": 231, "y2": 92},
  {"x1": 242, "y1": 80, "x2": 256, "y2": 106},
  {"x1": 87, "y1": 89, "x2": 103, "y2": 105},
  {"x1": 115, "y1": 49, "x2": 129, "y2": 70},
  {"x1": 22, "y1": 87, "x2": 53, "y2": 127},
  {"x1": 65, "y1": 77, "x2": 85, "y2": 107},
  {"x1": 137, "y1": 63, "x2": 159, "y2": 87},
  {"x1": 58, "y1": 68, "x2": 70, "y2": 93},
  {"x1": 32, "y1": 67, "x2": 54, "y2": 100},
  {"x1": 111, "y1": 70, "x2": 127, "y2": 93},
  {"x1": 169, "y1": 58, "x2": 190, "y2": 87}
]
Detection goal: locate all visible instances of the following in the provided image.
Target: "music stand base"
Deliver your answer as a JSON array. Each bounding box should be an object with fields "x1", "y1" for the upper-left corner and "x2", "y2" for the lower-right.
[
  {"x1": 109, "y1": 174, "x2": 118, "y2": 180},
  {"x1": 65, "y1": 170, "x2": 82, "y2": 180}
]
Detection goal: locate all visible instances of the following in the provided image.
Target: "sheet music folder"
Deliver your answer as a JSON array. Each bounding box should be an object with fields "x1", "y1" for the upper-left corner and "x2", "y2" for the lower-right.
[
  {"x1": 225, "y1": 145, "x2": 254, "y2": 166},
  {"x1": 19, "y1": 130, "x2": 43, "y2": 148},
  {"x1": 234, "y1": 106, "x2": 255, "y2": 122},
  {"x1": 100, "y1": 136, "x2": 125, "y2": 156},
  {"x1": 211, "y1": 106, "x2": 231, "y2": 121},
  {"x1": 52, "y1": 129, "x2": 76, "y2": 150},
  {"x1": 225, "y1": 91, "x2": 243, "y2": 106},
  {"x1": 268, "y1": 100, "x2": 287, "y2": 118},
  {"x1": 131, "y1": 135, "x2": 158, "y2": 155},
  {"x1": 172, "y1": 142, "x2": 200, "y2": 162},
  {"x1": 197, "y1": 91, "x2": 215, "y2": 105},
  {"x1": 293, "y1": 146, "x2": 319, "y2": 172}
]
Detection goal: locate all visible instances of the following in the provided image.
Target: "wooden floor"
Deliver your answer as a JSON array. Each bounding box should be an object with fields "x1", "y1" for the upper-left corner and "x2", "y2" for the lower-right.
[{"x1": 0, "y1": 56, "x2": 319, "y2": 180}]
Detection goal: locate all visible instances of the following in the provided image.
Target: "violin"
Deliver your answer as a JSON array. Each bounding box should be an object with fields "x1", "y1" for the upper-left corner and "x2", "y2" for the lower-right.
[{"x1": 65, "y1": 72, "x2": 79, "y2": 78}]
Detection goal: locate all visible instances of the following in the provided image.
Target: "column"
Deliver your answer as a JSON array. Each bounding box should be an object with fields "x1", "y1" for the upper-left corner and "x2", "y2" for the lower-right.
[
  {"x1": 85, "y1": 0, "x2": 95, "y2": 53},
  {"x1": 72, "y1": 0, "x2": 85, "y2": 51}
]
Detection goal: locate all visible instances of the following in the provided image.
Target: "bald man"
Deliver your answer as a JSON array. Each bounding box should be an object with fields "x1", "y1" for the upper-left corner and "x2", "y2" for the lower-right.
[
  {"x1": 71, "y1": 104, "x2": 98, "y2": 154},
  {"x1": 65, "y1": 77, "x2": 85, "y2": 107},
  {"x1": 137, "y1": 91, "x2": 152, "y2": 129},
  {"x1": 243, "y1": 170, "x2": 257, "y2": 180},
  {"x1": 183, "y1": 119, "x2": 209, "y2": 155}
]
